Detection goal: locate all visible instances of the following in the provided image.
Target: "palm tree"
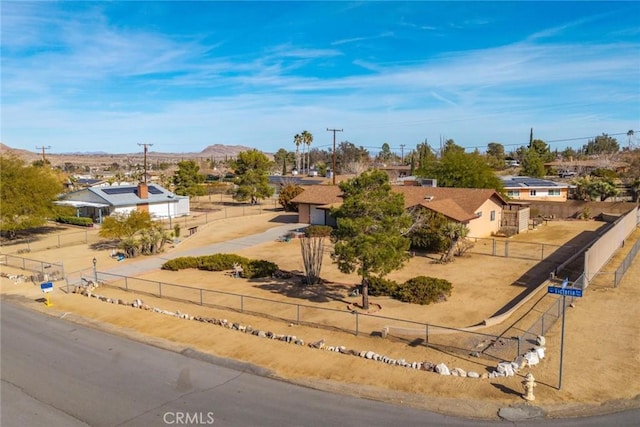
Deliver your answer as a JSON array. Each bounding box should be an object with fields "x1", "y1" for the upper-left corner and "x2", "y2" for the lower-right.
[
  {"x1": 301, "y1": 130, "x2": 313, "y2": 175},
  {"x1": 293, "y1": 133, "x2": 302, "y2": 173}
]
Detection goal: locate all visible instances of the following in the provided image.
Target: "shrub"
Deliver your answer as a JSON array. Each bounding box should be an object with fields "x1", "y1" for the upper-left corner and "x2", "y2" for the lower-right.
[
  {"x1": 55, "y1": 216, "x2": 94, "y2": 227},
  {"x1": 244, "y1": 260, "x2": 279, "y2": 279},
  {"x1": 161, "y1": 253, "x2": 278, "y2": 278},
  {"x1": 162, "y1": 256, "x2": 199, "y2": 271},
  {"x1": 392, "y1": 276, "x2": 452, "y2": 305},
  {"x1": 197, "y1": 254, "x2": 249, "y2": 271},
  {"x1": 367, "y1": 276, "x2": 399, "y2": 296}
]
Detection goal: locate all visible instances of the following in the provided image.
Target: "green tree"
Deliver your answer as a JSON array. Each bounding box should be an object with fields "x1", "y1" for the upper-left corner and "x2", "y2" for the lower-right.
[
  {"x1": 0, "y1": 156, "x2": 64, "y2": 238},
  {"x1": 273, "y1": 148, "x2": 294, "y2": 175},
  {"x1": 417, "y1": 150, "x2": 503, "y2": 190},
  {"x1": 486, "y1": 142, "x2": 506, "y2": 169},
  {"x1": 99, "y1": 210, "x2": 153, "y2": 240},
  {"x1": 582, "y1": 134, "x2": 620, "y2": 155},
  {"x1": 231, "y1": 149, "x2": 275, "y2": 204},
  {"x1": 407, "y1": 209, "x2": 450, "y2": 252},
  {"x1": 278, "y1": 183, "x2": 304, "y2": 211},
  {"x1": 173, "y1": 160, "x2": 206, "y2": 197},
  {"x1": 572, "y1": 176, "x2": 619, "y2": 201},
  {"x1": 331, "y1": 170, "x2": 412, "y2": 310},
  {"x1": 520, "y1": 148, "x2": 546, "y2": 178},
  {"x1": 440, "y1": 222, "x2": 469, "y2": 263},
  {"x1": 301, "y1": 130, "x2": 313, "y2": 173},
  {"x1": 377, "y1": 143, "x2": 393, "y2": 163},
  {"x1": 529, "y1": 139, "x2": 554, "y2": 162}
]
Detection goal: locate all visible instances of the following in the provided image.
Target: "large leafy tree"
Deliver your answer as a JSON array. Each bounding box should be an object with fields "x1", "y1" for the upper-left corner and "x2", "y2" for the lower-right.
[
  {"x1": 231, "y1": 149, "x2": 275, "y2": 204},
  {"x1": 0, "y1": 156, "x2": 64, "y2": 238},
  {"x1": 417, "y1": 149, "x2": 503, "y2": 190},
  {"x1": 582, "y1": 134, "x2": 619, "y2": 155},
  {"x1": 486, "y1": 142, "x2": 506, "y2": 169},
  {"x1": 331, "y1": 170, "x2": 412, "y2": 309},
  {"x1": 273, "y1": 148, "x2": 295, "y2": 175},
  {"x1": 173, "y1": 160, "x2": 206, "y2": 197},
  {"x1": 520, "y1": 148, "x2": 546, "y2": 178}
]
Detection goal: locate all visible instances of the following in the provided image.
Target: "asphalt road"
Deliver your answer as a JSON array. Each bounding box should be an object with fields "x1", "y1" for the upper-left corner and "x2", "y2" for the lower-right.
[{"x1": 1, "y1": 301, "x2": 638, "y2": 427}]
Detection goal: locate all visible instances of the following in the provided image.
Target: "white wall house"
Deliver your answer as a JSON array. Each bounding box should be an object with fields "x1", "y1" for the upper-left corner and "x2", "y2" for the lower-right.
[{"x1": 57, "y1": 183, "x2": 189, "y2": 224}]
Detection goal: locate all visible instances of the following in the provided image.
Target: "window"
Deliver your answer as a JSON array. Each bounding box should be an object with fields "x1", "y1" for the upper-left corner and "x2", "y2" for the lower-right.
[
  {"x1": 490, "y1": 210, "x2": 496, "y2": 221},
  {"x1": 475, "y1": 211, "x2": 482, "y2": 217},
  {"x1": 507, "y1": 190, "x2": 519, "y2": 198},
  {"x1": 548, "y1": 189, "x2": 561, "y2": 196},
  {"x1": 529, "y1": 190, "x2": 537, "y2": 196}
]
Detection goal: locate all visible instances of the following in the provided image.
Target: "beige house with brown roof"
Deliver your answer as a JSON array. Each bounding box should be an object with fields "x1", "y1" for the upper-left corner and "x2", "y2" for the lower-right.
[{"x1": 291, "y1": 185, "x2": 508, "y2": 238}]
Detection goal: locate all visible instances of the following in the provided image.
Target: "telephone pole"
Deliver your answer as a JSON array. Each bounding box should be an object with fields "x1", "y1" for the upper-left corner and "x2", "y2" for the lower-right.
[
  {"x1": 36, "y1": 146, "x2": 51, "y2": 163},
  {"x1": 138, "y1": 143, "x2": 153, "y2": 183},
  {"x1": 400, "y1": 144, "x2": 405, "y2": 163},
  {"x1": 326, "y1": 128, "x2": 343, "y2": 185}
]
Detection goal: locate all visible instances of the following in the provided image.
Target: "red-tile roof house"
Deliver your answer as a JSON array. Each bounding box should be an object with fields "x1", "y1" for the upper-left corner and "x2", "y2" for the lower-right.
[{"x1": 291, "y1": 185, "x2": 507, "y2": 238}]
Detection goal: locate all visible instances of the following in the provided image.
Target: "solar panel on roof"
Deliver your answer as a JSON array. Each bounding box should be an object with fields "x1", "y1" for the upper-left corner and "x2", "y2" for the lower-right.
[
  {"x1": 148, "y1": 186, "x2": 163, "y2": 194},
  {"x1": 102, "y1": 187, "x2": 136, "y2": 195}
]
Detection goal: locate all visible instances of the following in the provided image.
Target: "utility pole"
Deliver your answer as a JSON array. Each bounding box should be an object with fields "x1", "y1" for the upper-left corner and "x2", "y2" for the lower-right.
[
  {"x1": 326, "y1": 128, "x2": 343, "y2": 185},
  {"x1": 36, "y1": 146, "x2": 51, "y2": 164},
  {"x1": 400, "y1": 144, "x2": 405, "y2": 163},
  {"x1": 529, "y1": 128, "x2": 533, "y2": 148},
  {"x1": 138, "y1": 143, "x2": 153, "y2": 183}
]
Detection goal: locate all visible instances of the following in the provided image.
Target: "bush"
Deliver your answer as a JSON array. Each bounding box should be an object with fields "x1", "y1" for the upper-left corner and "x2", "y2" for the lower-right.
[
  {"x1": 244, "y1": 260, "x2": 279, "y2": 279},
  {"x1": 161, "y1": 256, "x2": 199, "y2": 271},
  {"x1": 197, "y1": 254, "x2": 249, "y2": 271},
  {"x1": 161, "y1": 253, "x2": 278, "y2": 278},
  {"x1": 55, "y1": 216, "x2": 94, "y2": 227},
  {"x1": 367, "y1": 276, "x2": 399, "y2": 296},
  {"x1": 392, "y1": 276, "x2": 452, "y2": 305}
]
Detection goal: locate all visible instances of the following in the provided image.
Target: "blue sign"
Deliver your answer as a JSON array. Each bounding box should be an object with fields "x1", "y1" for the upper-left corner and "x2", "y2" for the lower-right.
[
  {"x1": 548, "y1": 286, "x2": 582, "y2": 297},
  {"x1": 40, "y1": 282, "x2": 53, "y2": 292}
]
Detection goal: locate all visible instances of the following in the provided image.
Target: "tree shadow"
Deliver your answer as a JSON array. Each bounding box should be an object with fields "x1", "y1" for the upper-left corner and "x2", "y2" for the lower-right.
[
  {"x1": 252, "y1": 274, "x2": 352, "y2": 304},
  {"x1": 0, "y1": 225, "x2": 63, "y2": 244},
  {"x1": 89, "y1": 239, "x2": 120, "y2": 251}
]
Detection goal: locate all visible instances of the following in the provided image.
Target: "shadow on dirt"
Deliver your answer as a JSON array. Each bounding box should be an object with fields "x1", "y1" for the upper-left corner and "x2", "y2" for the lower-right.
[
  {"x1": 0, "y1": 226, "x2": 64, "y2": 245},
  {"x1": 253, "y1": 274, "x2": 352, "y2": 304},
  {"x1": 489, "y1": 221, "x2": 611, "y2": 318}
]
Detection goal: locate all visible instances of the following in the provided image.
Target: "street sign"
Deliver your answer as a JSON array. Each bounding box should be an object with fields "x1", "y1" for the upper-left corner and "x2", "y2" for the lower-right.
[
  {"x1": 548, "y1": 286, "x2": 582, "y2": 297},
  {"x1": 40, "y1": 282, "x2": 54, "y2": 293}
]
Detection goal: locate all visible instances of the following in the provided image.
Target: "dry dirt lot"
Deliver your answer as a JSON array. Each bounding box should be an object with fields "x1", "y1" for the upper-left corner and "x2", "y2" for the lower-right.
[{"x1": 1, "y1": 212, "x2": 639, "y2": 419}]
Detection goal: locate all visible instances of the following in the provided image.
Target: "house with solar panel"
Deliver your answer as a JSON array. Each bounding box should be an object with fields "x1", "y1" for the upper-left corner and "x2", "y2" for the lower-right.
[
  {"x1": 57, "y1": 182, "x2": 189, "y2": 224},
  {"x1": 501, "y1": 176, "x2": 570, "y2": 202}
]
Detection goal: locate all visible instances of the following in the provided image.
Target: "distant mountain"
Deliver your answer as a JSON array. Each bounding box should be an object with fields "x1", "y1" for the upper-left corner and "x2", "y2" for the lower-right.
[
  {"x1": 199, "y1": 144, "x2": 255, "y2": 156},
  {"x1": 0, "y1": 143, "x2": 36, "y2": 157}
]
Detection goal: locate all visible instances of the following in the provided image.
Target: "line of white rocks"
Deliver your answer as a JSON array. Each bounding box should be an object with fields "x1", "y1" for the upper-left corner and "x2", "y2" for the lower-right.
[{"x1": 72, "y1": 284, "x2": 546, "y2": 379}]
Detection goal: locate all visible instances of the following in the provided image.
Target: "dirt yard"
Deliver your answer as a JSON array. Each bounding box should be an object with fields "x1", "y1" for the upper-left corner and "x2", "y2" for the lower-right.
[{"x1": 1, "y1": 212, "x2": 639, "y2": 419}]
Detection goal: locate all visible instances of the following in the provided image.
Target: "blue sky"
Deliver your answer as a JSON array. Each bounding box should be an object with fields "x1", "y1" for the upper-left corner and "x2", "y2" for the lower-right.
[{"x1": 2, "y1": 1, "x2": 639, "y2": 156}]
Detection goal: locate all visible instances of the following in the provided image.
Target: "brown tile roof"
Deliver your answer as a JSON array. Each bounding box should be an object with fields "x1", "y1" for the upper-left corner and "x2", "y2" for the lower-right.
[
  {"x1": 292, "y1": 185, "x2": 505, "y2": 223},
  {"x1": 290, "y1": 185, "x2": 343, "y2": 204}
]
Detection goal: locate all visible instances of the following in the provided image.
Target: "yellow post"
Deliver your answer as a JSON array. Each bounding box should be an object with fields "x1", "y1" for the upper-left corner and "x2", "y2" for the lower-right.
[{"x1": 45, "y1": 292, "x2": 53, "y2": 307}]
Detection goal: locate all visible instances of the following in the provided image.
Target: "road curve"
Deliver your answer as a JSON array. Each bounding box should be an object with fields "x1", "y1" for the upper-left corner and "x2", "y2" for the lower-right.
[{"x1": 1, "y1": 301, "x2": 638, "y2": 427}]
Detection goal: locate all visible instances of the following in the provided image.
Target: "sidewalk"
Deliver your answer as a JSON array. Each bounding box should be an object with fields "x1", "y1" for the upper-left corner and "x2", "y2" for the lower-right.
[{"x1": 98, "y1": 222, "x2": 307, "y2": 278}]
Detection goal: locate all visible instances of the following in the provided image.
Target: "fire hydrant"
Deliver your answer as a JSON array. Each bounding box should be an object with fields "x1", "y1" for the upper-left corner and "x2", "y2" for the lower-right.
[{"x1": 522, "y1": 372, "x2": 536, "y2": 401}]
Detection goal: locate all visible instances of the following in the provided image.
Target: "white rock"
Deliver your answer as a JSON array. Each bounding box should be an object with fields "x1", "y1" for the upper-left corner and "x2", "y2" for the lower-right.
[
  {"x1": 536, "y1": 336, "x2": 546, "y2": 346},
  {"x1": 435, "y1": 363, "x2": 450, "y2": 375},
  {"x1": 514, "y1": 356, "x2": 527, "y2": 370},
  {"x1": 365, "y1": 351, "x2": 375, "y2": 359},
  {"x1": 535, "y1": 347, "x2": 546, "y2": 359},
  {"x1": 524, "y1": 351, "x2": 540, "y2": 366},
  {"x1": 497, "y1": 362, "x2": 515, "y2": 377},
  {"x1": 467, "y1": 371, "x2": 480, "y2": 378}
]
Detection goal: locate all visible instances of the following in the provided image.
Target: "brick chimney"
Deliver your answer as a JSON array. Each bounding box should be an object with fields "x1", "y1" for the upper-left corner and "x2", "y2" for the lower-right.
[{"x1": 137, "y1": 182, "x2": 148, "y2": 199}]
